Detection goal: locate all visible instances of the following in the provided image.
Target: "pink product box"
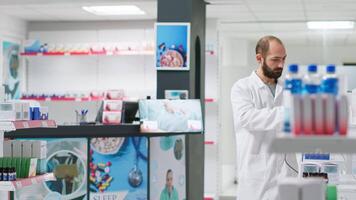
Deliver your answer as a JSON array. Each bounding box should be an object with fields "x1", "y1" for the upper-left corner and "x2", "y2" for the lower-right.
[
  {"x1": 102, "y1": 111, "x2": 122, "y2": 125},
  {"x1": 103, "y1": 100, "x2": 123, "y2": 111},
  {"x1": 105, "y1": 90, "x2": 124, "y2": 100}
]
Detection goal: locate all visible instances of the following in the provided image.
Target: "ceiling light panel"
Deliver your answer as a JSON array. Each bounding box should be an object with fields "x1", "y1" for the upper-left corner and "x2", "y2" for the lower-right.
[{"x1": 82, "y1": 5, "x2": 145, "y2": 16}]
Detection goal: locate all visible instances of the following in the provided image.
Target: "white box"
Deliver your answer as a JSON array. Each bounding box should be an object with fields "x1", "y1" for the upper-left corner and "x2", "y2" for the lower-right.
[
  {"x1": 301, "y1": 178, "x2": 326, "y2": 200},
  {"x1": 0, "y1": 102, "x2": 16, "y2": 121},
  {"x1": 40, "y1": 106, "x2": 49, "y2": 120},
  {"x1": 103, "y1": 100, "x2": 123, "y2": 111},
  {"x1": 22, "y1": 140, "x2": 33, "y2": 158},
  {"x1": 3, "y1": 140, "x2": 12, "y2": 157},
  {"x1": 11, "y1": 140, "x2": 22, "y2": 157},
  {"x1": 102, "y1": 111, "x2": 122, "y2": 124},
  {"x1": 278, "y1": 178, "x2": 299, "y2": 200},
  {"x1": 22, "y1": 102, "x2": 30, "y2": 121},
  {"x1": 32, "y1": 140, "x2": 47, "y2": 159}
]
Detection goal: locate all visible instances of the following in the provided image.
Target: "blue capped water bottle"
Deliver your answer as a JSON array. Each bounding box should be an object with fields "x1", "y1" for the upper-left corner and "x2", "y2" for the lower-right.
[
  {"x1": 303, "y1": 64, "x2": 321, "y2": 94},
  {"x1": 322, "y1": 65, "x2": 338, "y2": 135},
  {"x1": 321, "y1": 64, "x2": 338, "y2": 95},
  {"x1": 283, "y1": 64, "x2": 302, "y2": 133}
]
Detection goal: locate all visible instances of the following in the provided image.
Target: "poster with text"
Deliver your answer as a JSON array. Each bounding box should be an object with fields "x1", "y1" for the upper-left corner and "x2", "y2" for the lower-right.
[
  {"x1": 150, "y1": 135, "x2": 186, "y2": 200},
  {"x1": 155, "y1": 23, "x2": 190, "y2": 70},
  {"x1": 139, "y1": 100, "x2": 203, "y2": 133},
  {"x1": 3, "y1": 41, "x2": 21, "y2": 99},
  {"x1": 15, "y1": 138, "x2": 88, "y2": 200},
  {"x1": 90, "y1": 137, "x2": 148, "y2": 200}
]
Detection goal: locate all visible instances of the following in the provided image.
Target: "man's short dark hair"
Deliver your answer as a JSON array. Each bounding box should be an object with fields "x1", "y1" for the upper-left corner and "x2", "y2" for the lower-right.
[
  {"x1": 166, "y1": 169, "x2": 173, "y2": 177},
  {"x1": 255, "y1": 35, "x2": 284, "y2": 56}
]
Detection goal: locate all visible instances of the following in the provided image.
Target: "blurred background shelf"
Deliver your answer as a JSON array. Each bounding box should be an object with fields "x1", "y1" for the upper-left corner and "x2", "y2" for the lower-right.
[{"x1": 268, "y1": 134, "x2": 356, "y2": 153}]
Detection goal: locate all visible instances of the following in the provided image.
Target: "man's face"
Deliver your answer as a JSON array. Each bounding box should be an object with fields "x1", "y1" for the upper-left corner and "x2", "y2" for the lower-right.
[
  {"x1": 166, "y1": 171, "x2": 173, "y2": 188},
  {"x1": 260, "y1": 40, "x2": 286, "y2": 79}
]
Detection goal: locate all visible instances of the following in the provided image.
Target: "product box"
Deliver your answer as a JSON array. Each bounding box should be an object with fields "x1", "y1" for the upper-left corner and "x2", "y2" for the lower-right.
[
  {"x1": 0, "y1": 102, "x2": 16, "y2": 121},
  {"x1": 22, "y1": 102, "x2": 30, "y2": 121},
  {"x1": 103, "y1": 100, "x2": 123, "y2": 111},
  {"x1": 278, "y1": 178, "x2": 299, "y2": 200},
  {"x1": 102, "y1": 111, "x2": 122, "y2": 124},
  {"x1": 3, "y1": 140, "x2": 12, "y2": 157},
  {"x1": 32, "y1": 140, "x2": 47, "y2": 159},
  {"x1": 22, "y1": 140, "x2": 33, "y2": 158},
  {"x1": 301, "y1": 178, "x2": 326, "y2": 200},
  {"x1": 28, "y1": 158, "x2": 37, "y2": 177},
  {"x1": 39, "y1": 106, "x2": 49, "y2": 120},
  {"x1": 32, "y1": 140, "x2": 47, "y2": 174},
  {"x1": 105, "y1": 90, "x2": 124, "y2": 100},
  {"x1": 12, "y1": 140, "x2": 23, "y2": 157}
]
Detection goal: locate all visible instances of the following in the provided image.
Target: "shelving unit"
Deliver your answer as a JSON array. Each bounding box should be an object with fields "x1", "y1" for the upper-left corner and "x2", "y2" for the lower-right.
[
  {"x1": 268, "y1": 134, "x2": 356, "y2": 153},
  {"x1": 20, "y1": 50, "x2": 154, "y2": 57},
  {"x1": 0, "y1": 173, "x2": 55, "y2": 191},
  {"x1": 20, "y1": 50, "x2": 215, "y2": 57},
  {"x1": 0, "y1": 120, "x2": 56, "y2": 132}
]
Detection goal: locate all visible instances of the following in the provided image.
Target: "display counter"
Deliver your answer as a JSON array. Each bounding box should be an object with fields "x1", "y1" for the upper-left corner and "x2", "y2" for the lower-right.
[{"x1": 4, "y1": 124, "x2": 198, "y2": 200}]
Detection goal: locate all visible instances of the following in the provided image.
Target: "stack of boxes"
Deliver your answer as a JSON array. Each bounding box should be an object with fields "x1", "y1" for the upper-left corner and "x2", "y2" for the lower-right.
[
  {"x1": 102, "y1": 90, "x2": 124, "y2": 125},
  {"x1": 3, "y1": 140, "x2": 47, "y2": 178}
]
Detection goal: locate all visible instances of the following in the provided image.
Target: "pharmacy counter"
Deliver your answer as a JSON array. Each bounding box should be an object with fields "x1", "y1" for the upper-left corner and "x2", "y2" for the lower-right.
[{"x1": 4, "y1": 124, "x2": 199, "y2": 200}]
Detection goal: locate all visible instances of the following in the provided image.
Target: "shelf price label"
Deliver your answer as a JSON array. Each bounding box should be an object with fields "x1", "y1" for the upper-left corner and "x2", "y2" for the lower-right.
[
  {"x1": 31, "y1": 178, "x2": 38, "y2": 184},
  {"x1": 15, "y1": 181, "x2": 22, "y2": 189},
  {"x1": 41, "y1": 121, "x2": 48, "y2": 127},
  {"x1": 23, "y1": 122, "x2": 30, "y2": 128}
]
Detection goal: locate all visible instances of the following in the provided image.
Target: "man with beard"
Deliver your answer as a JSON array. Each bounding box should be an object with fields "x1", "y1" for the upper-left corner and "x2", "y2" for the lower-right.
[{"x1": 231, "y1": 35, "x2": 294, "y2": 200}]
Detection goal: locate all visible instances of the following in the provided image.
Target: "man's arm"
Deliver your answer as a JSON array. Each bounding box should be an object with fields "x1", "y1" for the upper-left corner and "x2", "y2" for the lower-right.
[{"x1": 231, "y1": 83, "x2": 283, "y2": 132}]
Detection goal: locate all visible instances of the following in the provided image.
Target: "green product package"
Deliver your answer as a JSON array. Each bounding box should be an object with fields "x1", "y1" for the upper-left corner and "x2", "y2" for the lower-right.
[
  {"x1": 0, "y1": 157, "x2": 3, "y2": 168},
  {"x1": 23, "y1": 158, "x2": 30, "y2": 178},
  {"x1": 327, "y1": 185, "x2": 337, "y2": 200},
  {"x1": 10, "y1": 157, "x2": 16, "y2": 169},
  {"x1": 15, "y1": 157, "x2": 22, "y2": 178}
]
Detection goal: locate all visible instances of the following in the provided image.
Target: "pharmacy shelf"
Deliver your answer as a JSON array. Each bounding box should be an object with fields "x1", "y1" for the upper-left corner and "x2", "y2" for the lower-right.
[
  {"x1": 0, "y1": 173, "x2": 55, "y2": 191},
  {"x1": 20, "y1": 50, "x2": 154, "y2": 57},
  {"x1": 0, "y1": 120, "x2": 57, "y2": 132},
  {"x1": 21, "y1": 50, "x2": 214, "y2": 57},
  {"x1": 268, "y1": 134, "x2": 356, "y2": 153},
  {"x1": 21, "y1": 97, "x2": 103, "y2": 102}
]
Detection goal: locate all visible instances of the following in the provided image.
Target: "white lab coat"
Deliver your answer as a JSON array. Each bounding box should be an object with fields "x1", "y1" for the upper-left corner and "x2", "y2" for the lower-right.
[{"x1": 231, "y1": 71, "x2": 290, "y2": 200}]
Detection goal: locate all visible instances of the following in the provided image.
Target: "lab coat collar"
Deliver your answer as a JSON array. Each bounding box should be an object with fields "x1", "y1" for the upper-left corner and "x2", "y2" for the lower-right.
[
  {"x1": 251, "y1": 71, "x2": 266, "y2": 89},
  {"x1": 251, "y1": 71, "x2": 284, "y2": 98}
]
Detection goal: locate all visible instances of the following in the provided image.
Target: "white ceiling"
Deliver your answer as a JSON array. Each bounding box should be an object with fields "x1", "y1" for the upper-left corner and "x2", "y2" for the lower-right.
[{"x1": 1, "y1": 0, "x2": 356, "y2": 44}]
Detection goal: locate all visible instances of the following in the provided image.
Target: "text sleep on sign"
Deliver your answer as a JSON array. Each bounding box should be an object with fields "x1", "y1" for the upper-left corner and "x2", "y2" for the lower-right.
[{"x1": 90, "y1": 192, "x2": 128, "y2": 200}]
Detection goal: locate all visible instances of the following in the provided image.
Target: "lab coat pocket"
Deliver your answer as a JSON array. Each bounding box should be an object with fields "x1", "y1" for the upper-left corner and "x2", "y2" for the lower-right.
[{"x1": 244, "y1": 154, "x2": 267, "y2": 180}]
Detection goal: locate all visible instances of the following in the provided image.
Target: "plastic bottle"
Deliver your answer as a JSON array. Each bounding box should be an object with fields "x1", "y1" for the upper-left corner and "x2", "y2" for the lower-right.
[
  {"x1": 322, "y1": 65, "x2": 338, "y2": 95},
  {"x1": 303, "y1": 64, "x2": 321, "y2": 135},
  {"x1": 283, "y1": 64, "x2": 302, "y2": 134},
  {"x1": 320, "y1": 65, "x2": 338, "y2": 135},
  {"x1": 303, "y1": 64, "x2": 321, "y2": 94}
]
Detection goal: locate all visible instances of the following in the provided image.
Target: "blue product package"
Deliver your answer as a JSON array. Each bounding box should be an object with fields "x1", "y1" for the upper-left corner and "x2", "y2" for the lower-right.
[{"x1": 30, "y1": 107, "x2": 41, "y2": 120}]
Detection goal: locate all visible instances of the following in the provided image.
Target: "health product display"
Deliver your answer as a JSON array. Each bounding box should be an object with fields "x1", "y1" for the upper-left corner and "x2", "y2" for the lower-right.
[{"x1": 283, "y1": 64, "x2": 348, "y2": 136}]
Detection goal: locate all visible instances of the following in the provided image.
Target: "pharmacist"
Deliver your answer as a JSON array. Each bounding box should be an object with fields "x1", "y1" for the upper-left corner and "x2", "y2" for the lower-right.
[{"x1": 231, "y1": 35, "x2": 296, "y2": 200}]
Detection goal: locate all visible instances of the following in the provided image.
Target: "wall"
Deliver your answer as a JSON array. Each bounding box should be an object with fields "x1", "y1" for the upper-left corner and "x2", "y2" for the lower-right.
[
  {"x1": 26, "y1": 20, "x2": 156, "y2": 99},
  {"x1": 0, "y1": 14, "x2": 27, "y2": 99}
]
